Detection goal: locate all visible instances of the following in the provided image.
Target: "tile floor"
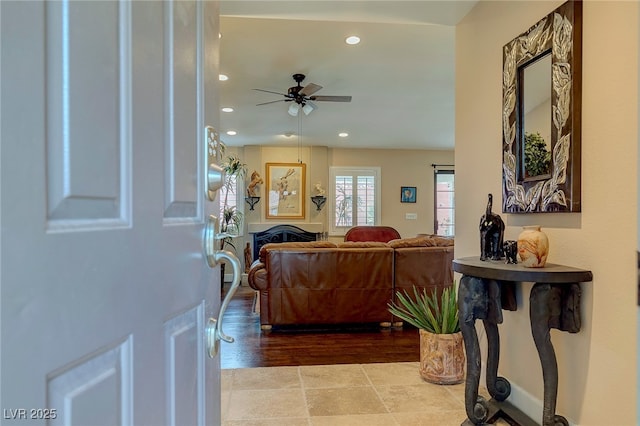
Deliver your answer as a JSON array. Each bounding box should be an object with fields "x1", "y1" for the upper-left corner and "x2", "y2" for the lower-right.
[{"x1": 221, "y1": 362, "x2": 510, "y2": 426}]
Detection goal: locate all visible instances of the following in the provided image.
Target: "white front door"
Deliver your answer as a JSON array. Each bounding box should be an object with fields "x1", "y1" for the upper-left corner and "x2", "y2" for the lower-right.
[{"x1": 1, "y1": 1, "x2": 224, "y2": 424}]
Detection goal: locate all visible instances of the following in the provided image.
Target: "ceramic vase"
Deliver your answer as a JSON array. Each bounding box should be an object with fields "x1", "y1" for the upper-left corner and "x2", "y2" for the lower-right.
[
  {"x1": 419, "y1": 329, "x2": 465, "y2": 385},
  {"x1": 517, "y1": 225, "x2": 549, "y2": 268}
]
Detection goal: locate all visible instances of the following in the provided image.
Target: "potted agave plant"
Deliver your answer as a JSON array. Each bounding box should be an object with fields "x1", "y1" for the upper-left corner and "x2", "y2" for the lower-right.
[{"x1": 388, "y1": 285, "x2": 465, "y2": 384}]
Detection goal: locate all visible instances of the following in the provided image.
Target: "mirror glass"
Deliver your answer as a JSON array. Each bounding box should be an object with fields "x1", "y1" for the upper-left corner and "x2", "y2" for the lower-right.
[{"x1": 521, "y1": 53, "x2": 552, "y2": 180}]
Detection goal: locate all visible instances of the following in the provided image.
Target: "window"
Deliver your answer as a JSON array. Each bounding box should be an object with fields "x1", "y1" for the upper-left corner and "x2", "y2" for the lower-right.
[
  {"x1": 434, "y1": 170, "x2": 454, "y2": 236},
  {"x1": 219, "y1": 174, "x2": 244, "y2": 236},
  {"x1": 329, "y1": 167, "x2": 381, "y2": 235}
]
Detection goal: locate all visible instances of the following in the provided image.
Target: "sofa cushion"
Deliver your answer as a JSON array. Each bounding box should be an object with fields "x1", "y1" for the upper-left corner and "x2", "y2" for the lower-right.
[
  {"x1": 429, "y1": 236, "x2": 454, "y2": 246},
  {"x1": 388, "y1": 237, "x2": 428, "y2": 248},
  {"x1": 336, "y1": 241, "x2": 389, "y2": 248},
  {"x1": 388, "y1": 236, "x2": 454, "y2": 248},
  {"x1": 258, "y1": 241, "x2": 336, "y2": 263},
  {"x1": 421, "y1": 234, "x2": 455, "y2": 246}
]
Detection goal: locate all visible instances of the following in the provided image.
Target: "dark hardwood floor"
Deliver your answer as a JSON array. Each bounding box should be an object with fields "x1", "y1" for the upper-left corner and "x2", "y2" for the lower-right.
[{"x1": 220, "y1": 285, "x2": 420, "y2": 369}]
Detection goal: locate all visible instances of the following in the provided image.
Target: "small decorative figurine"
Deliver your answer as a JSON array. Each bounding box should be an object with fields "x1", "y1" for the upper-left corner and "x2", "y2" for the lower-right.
[
  {"x1": 247, "y1": 171, "x2": 263, "y2": 197},
  {"x1": 503, "y1": 240, "x2": 518, "y2": 264},
  {"x1": 479, "y1": 193, "x2": 505, "y2": 261},
  {"x1": 244, "y1": 242, "x2": 252, "y2": 273},
  {"x1": 314, "y1": 182, "x2": 326, "y2": 196}
]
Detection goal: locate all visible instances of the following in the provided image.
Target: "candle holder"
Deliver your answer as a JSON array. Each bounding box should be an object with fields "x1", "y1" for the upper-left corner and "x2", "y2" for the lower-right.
[
  {"x1": 244, "y1": 196, "x2": 260, "y2": 211},
  {"x1": 311, "y1": 195, "x2": 326, "y2": 211}
]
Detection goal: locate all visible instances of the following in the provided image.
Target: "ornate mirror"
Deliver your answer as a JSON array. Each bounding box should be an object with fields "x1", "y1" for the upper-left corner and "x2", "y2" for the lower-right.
[{"x1": 502, "y1": 1, "x2": 582, "y2": 213}]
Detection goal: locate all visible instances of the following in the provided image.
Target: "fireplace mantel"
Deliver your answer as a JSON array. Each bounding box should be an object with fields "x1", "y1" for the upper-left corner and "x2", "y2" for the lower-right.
[{"x1": 248, "y1": 223, "x2": 323, "y2": 234}]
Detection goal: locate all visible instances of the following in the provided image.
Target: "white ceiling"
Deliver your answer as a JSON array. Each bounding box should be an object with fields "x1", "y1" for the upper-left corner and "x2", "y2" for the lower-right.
[{"x1": 218, "y1": 1, "x2": 477, "y2": 150}]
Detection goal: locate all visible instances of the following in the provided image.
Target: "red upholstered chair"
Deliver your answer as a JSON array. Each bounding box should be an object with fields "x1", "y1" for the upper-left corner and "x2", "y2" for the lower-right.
[{"x1": 344, "y1": 226, "x2": 401, "y2": 243}]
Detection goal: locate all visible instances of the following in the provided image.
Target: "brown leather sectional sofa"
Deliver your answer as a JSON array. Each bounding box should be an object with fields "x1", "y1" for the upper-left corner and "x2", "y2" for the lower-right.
[{"x1": 247, "y1": 236, "x2": 454, "y2": 329}]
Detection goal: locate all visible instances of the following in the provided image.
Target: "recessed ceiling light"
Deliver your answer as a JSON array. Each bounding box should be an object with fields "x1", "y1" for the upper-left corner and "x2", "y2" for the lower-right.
[
  {"x1": 283, "y1": 132, "x2": 295, "y2": 138},
  {"x1": 338, "y1": 132, "x2": 349, "y2": 138},
  {"x1": 345, "y1": 36, "x2": 360, "y2": 45},
  {"x1": 226, "y1": 130, "x2": 237, "y2": 136},
  {"x1": 219, "y1": 74, "x2": 229, "y2": 81},
  {"x1": 221, "y1": 107, "x2": 234, "y2": 113}
]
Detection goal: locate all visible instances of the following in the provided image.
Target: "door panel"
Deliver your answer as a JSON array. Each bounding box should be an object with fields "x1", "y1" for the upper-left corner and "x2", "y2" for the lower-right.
[
  {"x1": 164, "y1": 303, "x2": 205, "y2": 425},
  {"x1": 46, "y1": 0, "x2": 128, "y2": 223},
  {"x1": 164, "y1": 0, "x2": 200, "y2": 220},
  {"x1": 48, "y1": 337, "x2": 133, "y2": 426},
  {"x1": 1, "y1": 0, "x2": 222, "y2": 424}
]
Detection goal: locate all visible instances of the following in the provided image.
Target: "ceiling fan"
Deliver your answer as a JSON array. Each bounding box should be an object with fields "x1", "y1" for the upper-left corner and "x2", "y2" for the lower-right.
[{"x1": 254, "y1": 73, "x2": 352, "y2": 116}]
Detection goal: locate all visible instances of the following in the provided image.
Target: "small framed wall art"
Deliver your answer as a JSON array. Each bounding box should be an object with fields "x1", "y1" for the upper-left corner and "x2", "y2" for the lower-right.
[{"x1": 401, "y1": 186, "x2": 416, "y2": 203}]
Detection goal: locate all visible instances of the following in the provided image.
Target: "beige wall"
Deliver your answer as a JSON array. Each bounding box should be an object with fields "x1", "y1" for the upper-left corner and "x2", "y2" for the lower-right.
[
  {"x1": 236, "y1": 145, "x2": 453, "y2": 238},
  {"x1": 456, "y1": 1, "x2": 638, "y2": 424},
  {"x1": 328, "y1": 148, "x2": 454, "y2": 238}
]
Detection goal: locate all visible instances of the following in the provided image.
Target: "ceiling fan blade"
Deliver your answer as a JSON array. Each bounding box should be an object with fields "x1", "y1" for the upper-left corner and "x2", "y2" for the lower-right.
[
  {"x1": 256, "y1": 99, "x2": 286, "y2": 106},
  {"x1": 310, "y1": 95, "x2": 352, "y2": 102},
  {"x1": 253, "y1": 88, "x2": 288, "y2": 96},
  {"x1": 299, "y1": 83, "x2": 323, "y2": 97}
]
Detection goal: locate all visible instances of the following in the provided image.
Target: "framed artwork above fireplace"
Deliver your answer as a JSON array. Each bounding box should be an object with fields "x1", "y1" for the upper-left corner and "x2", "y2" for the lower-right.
[{"x1": 266, "y1": 162, "x2": 306, "y2": 219}]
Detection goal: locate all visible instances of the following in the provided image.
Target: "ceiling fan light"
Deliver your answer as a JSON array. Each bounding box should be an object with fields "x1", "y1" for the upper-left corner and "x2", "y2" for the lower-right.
[
  {"x1": 302, "y1": 103, "x2": 316, "y2": 116},
  {"x1": 288, "y1": 103, "x2": 300, "y2": 116}
]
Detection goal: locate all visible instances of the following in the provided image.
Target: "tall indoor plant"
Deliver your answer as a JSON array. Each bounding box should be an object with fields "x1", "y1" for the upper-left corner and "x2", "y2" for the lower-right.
[
  {"x1": 219, "y1": 154, "x2": 247, "y2": 249},
  {"x1": 388, "y1": 285, "x2": 465, "y2": 384},
  {"x1": 219, "y1": 153, "x2": 247, "y2": 284}
]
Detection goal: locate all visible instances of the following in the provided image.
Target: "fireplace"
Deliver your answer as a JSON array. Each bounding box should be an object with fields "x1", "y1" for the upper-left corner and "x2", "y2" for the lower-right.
[{"x1": 250, "y1": 224, "x2": 323, "y2": 261}]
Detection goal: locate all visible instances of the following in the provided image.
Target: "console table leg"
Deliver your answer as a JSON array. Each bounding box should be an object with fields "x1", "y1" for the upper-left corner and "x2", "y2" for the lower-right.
[
  {"x1": 461, "y1": 318, "x2": 487, "y2": 423},
  {"x1": 459, "y1": 276, "x2": 489, "y2": 424},
  {"x1": 484, "y1": 320, "x2": 511, "y2": 401},
  {"x1": 530, "y1": 283, "x2": 568, "y2": 426}
]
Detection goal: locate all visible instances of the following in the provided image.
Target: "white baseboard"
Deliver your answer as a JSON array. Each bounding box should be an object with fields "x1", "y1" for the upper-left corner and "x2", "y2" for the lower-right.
[{"x1": 507, "y1": 382, "x2": 576, "y2": 426}]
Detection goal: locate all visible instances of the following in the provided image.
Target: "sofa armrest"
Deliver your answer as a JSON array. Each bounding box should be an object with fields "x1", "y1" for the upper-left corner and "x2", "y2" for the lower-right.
[{"x1": 247, "y1": 260, "x2": 268, "y2": 291}]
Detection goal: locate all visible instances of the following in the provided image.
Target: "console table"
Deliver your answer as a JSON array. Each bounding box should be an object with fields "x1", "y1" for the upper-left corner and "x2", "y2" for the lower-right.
[{"x1": 453, "y1": 256, "x2": 592, "y2": 426}]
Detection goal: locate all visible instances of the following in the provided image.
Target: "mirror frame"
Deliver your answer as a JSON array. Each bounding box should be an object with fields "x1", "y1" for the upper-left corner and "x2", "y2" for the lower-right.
[{"x1": 502, "y1": 1, "x2": 582, "y2": 213}]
